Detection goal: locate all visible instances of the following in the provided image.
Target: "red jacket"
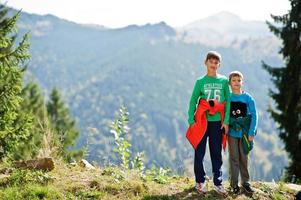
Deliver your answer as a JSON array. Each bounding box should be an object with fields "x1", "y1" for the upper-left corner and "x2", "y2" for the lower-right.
[{"x1": 186, "y1": 99, "x2": 227, "y2": 150}]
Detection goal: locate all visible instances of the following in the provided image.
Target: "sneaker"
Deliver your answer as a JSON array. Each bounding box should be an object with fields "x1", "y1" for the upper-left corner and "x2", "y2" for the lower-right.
[
  {"x1": 232, "y1": 185, "x2": 240, "y2": 194},
  {"x1": 242, "y1": 184, "x2": 254, "y2": 194},
  {"x1": 195, "y1": 182, "x2": 207, "y2": 194},
  {"x1": 214, "y1": 184, "x2": 228, "y2": 196}
]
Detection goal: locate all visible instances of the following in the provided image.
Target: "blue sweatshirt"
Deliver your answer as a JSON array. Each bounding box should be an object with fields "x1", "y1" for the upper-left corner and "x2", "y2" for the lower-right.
[{"x1": 228, "y1": 91, "x2": 258, "y2": 138}]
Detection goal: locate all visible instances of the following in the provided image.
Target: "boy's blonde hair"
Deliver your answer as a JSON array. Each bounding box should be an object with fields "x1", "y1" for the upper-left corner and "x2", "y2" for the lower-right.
[{"x1": 229, "y1": 71, "x2": 244, "y2": 81}]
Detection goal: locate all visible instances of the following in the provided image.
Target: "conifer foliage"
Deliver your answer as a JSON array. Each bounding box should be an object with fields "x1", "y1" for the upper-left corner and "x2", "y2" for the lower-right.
[
  {"x1": 0, "y1": 4, "x2": 82, "y2": 161},
  {"x1": 263, "y1": 0, "x2": 301, "y2": 181},
  {"x1": 47, "y1": 88, "x2": 83, "y2": 161},
  {"x1": 0, "y1": 4, "x2": 32, "y2": 159}
]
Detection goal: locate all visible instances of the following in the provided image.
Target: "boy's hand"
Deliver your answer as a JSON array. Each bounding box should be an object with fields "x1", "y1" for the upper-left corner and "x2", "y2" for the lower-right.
[
  {"x1": 248, "y1": 136, "x2": 254, "y2": 141},
  {"x1": 221, "y1": 123, "x2": 229, "y2": 135}
]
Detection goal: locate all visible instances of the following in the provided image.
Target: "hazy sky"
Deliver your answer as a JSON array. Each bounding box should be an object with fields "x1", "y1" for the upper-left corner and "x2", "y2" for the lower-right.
[{"x1": 7, "y1": 0, "x2": 290, "y2": 28}]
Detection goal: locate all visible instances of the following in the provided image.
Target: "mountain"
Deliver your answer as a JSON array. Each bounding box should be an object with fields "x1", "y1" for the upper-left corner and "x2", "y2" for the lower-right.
[
  {"x1": 12, "y1": 8, "x2": 287, "y2": 181},
  {"x1": 176, "y1": 11, "x2": 279, "y2": 49},
  {"x1": 180, "y1": 11, "x2": 271, "y2": 36}
]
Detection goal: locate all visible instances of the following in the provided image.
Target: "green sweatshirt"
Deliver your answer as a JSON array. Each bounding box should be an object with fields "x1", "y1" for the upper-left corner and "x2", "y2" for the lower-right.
[{"x1": 188, "y1": 74, "x2": 231, "y2": 125}]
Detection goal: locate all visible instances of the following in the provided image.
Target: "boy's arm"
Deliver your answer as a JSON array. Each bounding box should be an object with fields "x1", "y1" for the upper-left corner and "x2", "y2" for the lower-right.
[
  {"x1": 188, "y1": 79, "x2": 201, "y2": 125},
  {"x1": 223, "y1": 80, "x2": 231, "y2": 125},
  {"x1": 248, "y1": 95, "x2": 258, "y2": 136}
]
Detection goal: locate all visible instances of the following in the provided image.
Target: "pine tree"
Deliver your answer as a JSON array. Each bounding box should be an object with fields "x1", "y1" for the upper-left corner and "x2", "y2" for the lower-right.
[
  {"x1": 47, "y1": 87, "x2": 83, "y2": 161},
  {"x1": 263, "y1": 0, "x2": 301, "y2": 181},
  {"x1": 16, "y1": 81, "x2": 48, "y2": 159},
  {"x1": 0, "y1": 4, "x2": 33, "y2": 159}
]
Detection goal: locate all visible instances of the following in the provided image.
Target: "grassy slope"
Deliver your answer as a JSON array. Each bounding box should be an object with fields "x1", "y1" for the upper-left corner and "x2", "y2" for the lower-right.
[{"x1": 0, "y1": 160, "x2": 299, "y2": 200}]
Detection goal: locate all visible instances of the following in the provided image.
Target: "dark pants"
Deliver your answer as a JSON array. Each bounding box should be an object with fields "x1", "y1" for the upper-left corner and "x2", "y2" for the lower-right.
[
  {"x1": 194, "y1": 121, "x2": 223, "y2": 186},
  {"x1": 228, "y1": 136, "x2": 250, "y2": 187}
]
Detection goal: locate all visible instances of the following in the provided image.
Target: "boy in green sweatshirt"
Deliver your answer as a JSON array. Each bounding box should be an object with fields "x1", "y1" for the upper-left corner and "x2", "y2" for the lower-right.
[{"x1": 188, "y1": 51, "x2": 230, "y2": 195}]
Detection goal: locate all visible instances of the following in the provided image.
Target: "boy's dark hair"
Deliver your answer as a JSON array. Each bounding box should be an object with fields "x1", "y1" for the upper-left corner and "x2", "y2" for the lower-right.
[
  {"x1": 229, "y1": 71, "x2": 244, "y2": 82},
  {"x1": 205, "y1": 51, "x2": 221, "y2": 62}
]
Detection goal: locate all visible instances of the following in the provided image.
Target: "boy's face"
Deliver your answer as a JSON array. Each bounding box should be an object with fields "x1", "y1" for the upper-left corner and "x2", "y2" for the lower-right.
[
  {"x1": 230, "y1": 76, "x2": 243, "y2": 90},
  {"x1": 205, "y1": 58, "x2": 220, "y2": 73}
]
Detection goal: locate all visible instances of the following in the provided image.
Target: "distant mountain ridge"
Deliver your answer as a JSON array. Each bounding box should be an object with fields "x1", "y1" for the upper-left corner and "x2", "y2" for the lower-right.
[{"x1": 176, "y1": 11, "x2": 277, "y2": 48}]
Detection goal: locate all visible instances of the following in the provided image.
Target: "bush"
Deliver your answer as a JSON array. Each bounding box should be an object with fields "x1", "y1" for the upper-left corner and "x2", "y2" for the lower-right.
[{"x1": 145, "y1": 165, "x2": 172, "y2": 184}]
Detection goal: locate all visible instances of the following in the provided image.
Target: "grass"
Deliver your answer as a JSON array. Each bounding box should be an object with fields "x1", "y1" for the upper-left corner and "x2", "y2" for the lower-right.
[{"x1": 0, "y1": 160, "x2": 299, "y2": 200}]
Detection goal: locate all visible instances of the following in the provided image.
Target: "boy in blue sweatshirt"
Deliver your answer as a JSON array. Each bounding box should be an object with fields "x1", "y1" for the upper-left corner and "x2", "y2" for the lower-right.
[{"x1": 228, "y1": 71, "x2": 258, "y2": 194}]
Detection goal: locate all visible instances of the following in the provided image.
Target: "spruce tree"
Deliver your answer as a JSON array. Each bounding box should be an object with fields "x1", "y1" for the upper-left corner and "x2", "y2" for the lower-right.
[
  {"x1": 47, "y1": 87, "x2": 83, "y2": 161},
  {"x1": 263, "y1": 0, "x2": 301, "y2": 181},
  {"x1": 17, "y1": 81, "x2": 48, "y2": 159},
  {"x1": 0, "y1": 4, "x2": 32, "y2": 159}
]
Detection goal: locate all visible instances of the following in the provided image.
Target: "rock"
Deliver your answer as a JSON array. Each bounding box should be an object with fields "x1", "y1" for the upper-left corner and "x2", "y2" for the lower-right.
[
  {"x1": 286, "y1": 183, "x2": 301, "y2": 191},
  {"x1": 14, "y1": 157, "x2": 54, "y2": 171},
  {"x1": 253, "y1": 187, "x2": 265, "y2": 194},
  {"x1": 78, "y1": 159, "x2": 95, "y2": 170},
  {"x1": 69, "y1": 162, "x2": 77, "y2": 166}
]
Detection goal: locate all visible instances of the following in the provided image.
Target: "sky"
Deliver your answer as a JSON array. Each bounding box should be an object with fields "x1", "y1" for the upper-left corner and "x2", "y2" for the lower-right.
[{"x1": 6, "y1": 0, "x2": 291, "y2": 28}]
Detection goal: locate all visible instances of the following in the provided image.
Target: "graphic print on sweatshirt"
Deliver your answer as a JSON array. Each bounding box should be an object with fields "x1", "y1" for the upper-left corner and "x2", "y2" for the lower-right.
[
  {"x1": 230, "y1": 101, "x2": 247, "y2": 118},
  {"x1": 204, "y1": 83, "x2": 223, "y2": 101}
]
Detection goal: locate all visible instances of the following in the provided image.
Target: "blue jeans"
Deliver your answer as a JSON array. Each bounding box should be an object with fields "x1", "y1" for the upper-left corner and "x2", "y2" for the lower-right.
[{"x1": 194, "y1": 121, "x2": 223, "y2": 186}]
